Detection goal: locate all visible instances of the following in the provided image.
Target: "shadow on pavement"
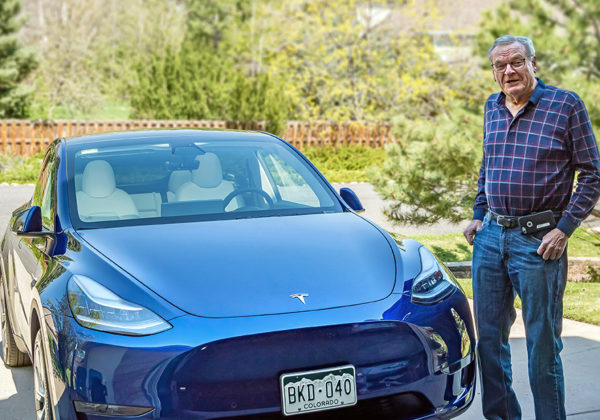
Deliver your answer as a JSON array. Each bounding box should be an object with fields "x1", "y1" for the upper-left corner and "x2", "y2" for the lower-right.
[{"x1": 0, "y1": 345, "x2": 35, "y2": 420}]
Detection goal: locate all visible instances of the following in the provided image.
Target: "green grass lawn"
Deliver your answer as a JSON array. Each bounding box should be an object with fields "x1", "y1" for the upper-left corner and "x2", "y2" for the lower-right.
[
  {"x1": 457, "y1": 278, "x2": 600, "y2": 326},
  {"x1": 0, "y1": 152, "x2": 44, "y2": 183},
  {"x1": 411, "y1": 228, "x2": 600, "y2": 262}
]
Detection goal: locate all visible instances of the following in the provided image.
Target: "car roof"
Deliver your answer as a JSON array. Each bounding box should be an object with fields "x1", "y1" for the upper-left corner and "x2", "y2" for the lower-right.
[{"x1": 64, "y1": 129, "x2": 279, "y2": 147}]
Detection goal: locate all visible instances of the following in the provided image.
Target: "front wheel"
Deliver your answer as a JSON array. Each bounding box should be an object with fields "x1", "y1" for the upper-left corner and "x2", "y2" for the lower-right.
[{"x1": 33, "y1": 330, "x2": 53, "y2": 420}]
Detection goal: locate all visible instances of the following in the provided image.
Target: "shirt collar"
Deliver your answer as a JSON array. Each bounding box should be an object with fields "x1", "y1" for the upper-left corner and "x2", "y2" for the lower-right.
[
  {"x1": 528, "y1": 78, "x2": 545, "y2": 105},
  {"x1": 495, "y1": 78, "x2": 546, "y2": 106}
]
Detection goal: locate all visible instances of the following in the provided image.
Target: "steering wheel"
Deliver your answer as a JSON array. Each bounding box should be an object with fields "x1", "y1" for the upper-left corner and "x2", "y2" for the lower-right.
[{"x1": 223, "y1": 188, "x2": 274, "y2": 211}]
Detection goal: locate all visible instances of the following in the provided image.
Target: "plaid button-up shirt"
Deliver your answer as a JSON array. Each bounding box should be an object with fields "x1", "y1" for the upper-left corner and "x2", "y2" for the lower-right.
[{"x1": 473, "y1": 78, "x2": 600, "y2": 236}]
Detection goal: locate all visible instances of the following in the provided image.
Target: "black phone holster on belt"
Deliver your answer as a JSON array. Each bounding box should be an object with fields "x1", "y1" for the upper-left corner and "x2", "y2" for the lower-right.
[{"x1": 518, "y1": 210, "x2": 557, "y2": 235}]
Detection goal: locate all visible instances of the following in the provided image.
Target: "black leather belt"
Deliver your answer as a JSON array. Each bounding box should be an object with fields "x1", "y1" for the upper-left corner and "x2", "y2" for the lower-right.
[
  {"x1": 489, "y1": 211, "x2": 561, "y2": 229},
  {"x1": 489, "y1": 212, "x2": 519, "y2": 228}
]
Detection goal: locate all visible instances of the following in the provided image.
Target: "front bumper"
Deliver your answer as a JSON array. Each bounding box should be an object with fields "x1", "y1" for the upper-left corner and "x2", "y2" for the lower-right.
[{"x1": 46, "y1": 291, "x2": 476, "y2": 420}]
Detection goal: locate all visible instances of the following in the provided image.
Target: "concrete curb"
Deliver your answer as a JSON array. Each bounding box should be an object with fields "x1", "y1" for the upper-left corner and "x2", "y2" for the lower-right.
[{"x1": 444, "y1": 262, "x2": 472, "y2": 278}]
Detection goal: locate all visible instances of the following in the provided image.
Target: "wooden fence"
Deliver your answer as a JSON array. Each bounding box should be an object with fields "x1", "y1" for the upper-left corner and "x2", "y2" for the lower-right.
[{"x1": 0, "y1": 119, "x2": 396, "y2": 156}]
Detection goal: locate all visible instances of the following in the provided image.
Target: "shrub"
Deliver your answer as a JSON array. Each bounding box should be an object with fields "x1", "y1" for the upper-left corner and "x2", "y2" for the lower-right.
[
  {"x1": 302, "y1": 145, "x2": 386, "y2": 183},
  {"x1": 586, "y1": 265, "x2": 600, "y2": 283},
  {"x1": 0, "y1": 152, "x2": 43, "y2": 183}
]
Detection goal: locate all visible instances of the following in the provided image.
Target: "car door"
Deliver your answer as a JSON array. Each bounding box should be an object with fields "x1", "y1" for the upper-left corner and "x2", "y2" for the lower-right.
[{"x1": 11, "y1": 146, "x2": 57, "y2": 340}]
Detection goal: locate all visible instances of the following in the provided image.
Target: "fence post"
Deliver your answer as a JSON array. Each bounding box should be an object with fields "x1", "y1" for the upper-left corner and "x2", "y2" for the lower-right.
[
  {"x1": 34, "y1": 121, "x2": 41, "y2": 154},
  {"x1": 290, "y1": 122, "x2": 298, "y2": 148},
  {"x1": 24, "y1": 121, "x2": 31, "y2": 156},
  {"x1": 18, "y1": 121, "x2": 25, "y2": 155}
]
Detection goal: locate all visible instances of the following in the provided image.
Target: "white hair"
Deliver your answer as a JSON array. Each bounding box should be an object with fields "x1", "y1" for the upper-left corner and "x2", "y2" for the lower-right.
[{"x1": 488, "y1": 35, "x2": 535, "y2": 61}]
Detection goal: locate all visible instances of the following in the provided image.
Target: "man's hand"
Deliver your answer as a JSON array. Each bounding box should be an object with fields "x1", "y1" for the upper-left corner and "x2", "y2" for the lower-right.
[
  {"x1": 463, "y1": 220, "x2": 483, "y2": 245},
  {"x1": 537, "y1": 228, "x2": 568, "y2": 260}
]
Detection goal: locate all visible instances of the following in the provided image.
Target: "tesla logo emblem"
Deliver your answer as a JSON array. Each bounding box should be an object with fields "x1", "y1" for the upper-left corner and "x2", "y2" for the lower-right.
[{"x1": 290, "y1": 293, "x2": 309, "y2": 304}]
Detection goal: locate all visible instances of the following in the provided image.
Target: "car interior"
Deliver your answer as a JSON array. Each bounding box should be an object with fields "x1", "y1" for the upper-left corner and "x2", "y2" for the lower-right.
[{"x1": 72, "y1": 143, "x2": 328, "y2": 223}]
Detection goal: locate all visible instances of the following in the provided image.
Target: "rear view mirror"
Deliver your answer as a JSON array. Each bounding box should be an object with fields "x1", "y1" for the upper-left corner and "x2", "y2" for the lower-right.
[{"x1": 339, "y1": 188, "x2": 365, "y2": 213}]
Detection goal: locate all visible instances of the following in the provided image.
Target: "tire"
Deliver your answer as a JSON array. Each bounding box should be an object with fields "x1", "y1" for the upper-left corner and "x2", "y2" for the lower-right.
[
  {"x1": 1, "y1": 281, "x2": 31, "y2": 367},
  {"x1": 33, "y1": 330, "x2": 54, "y2": 420}
]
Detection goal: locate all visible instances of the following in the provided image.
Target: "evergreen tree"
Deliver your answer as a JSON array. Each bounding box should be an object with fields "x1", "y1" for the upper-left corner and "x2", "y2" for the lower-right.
[
  {"x1": 369, "y1": 106, "x2": 484, "y2": 224},
  {"x1": 131, "y1": 42, "x2": 233, "y2": 121},
  {"x1": 185, "y1": 0, "x2": 251, "y2": 49},
  {"x1": 0, "y1": 0, "x2": 37, "y2": 117},
  {"x1": 130, "y1": 0, "x2": 288, "y2": 134}
]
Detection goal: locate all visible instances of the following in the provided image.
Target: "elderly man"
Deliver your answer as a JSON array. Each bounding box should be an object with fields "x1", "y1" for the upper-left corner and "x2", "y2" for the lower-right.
[{"x1": 463, "y1": 35, "x2": 600, "y2": 420}]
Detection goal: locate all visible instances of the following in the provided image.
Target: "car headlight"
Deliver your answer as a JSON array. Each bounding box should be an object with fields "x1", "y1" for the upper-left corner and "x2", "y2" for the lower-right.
[
  {"x1": 411, "y1": 246, "x2": 457, "y2": 305},
  {"x1": 67, "y1": 275, "x2": 172, "y2": 336}
]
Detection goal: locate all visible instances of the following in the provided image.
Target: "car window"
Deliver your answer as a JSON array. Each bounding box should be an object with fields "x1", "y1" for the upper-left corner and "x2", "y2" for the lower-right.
[
  {"x1": 258, "y1": 151, "x2": 320, "y2": 207},
  {"x1": 32, "y1": 148, "x2": 55, "y2": 230},
  {"x1": 67, "y1": 136, "x2": 342, "y2": 228}
]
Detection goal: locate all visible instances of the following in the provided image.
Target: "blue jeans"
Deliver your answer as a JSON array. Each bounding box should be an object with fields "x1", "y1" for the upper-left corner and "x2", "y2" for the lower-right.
[{"x1": 472, "y1": 213, "x2": 568, "y2": 420}]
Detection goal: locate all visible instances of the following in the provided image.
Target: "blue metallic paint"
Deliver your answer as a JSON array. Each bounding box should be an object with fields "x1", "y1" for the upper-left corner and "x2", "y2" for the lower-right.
[
  {"x1": 45, "y1": 289, "x2": 474, "y2": 419},
  {"x1": 75, "y1": 213, "x2": 397, "y2": 317},
  {"x1": 339, "y1": 188, "x2": 365, "y2": 212},
  {"x1": 0, "y1": 131, "x2": 476, "y2": 420}
]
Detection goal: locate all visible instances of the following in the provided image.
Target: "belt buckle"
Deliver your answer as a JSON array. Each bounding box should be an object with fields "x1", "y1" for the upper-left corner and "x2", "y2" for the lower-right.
[{"x1": 496, "y1": 215, "x2": 510, "y2": 227}]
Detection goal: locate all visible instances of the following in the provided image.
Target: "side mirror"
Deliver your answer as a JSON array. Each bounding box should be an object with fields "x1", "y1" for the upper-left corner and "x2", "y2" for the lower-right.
[
  {"x1": 12, "y1": 206, "x2": 54, "y2": 239},
  {"x1": 339, "y1": 188, "x2": 365, "y2": 213}
]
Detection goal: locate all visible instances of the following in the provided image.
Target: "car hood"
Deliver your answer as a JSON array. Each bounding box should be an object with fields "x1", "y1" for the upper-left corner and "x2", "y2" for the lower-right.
[{"x1": 77, "y1": 213, "x2": 397, "y2": 317}]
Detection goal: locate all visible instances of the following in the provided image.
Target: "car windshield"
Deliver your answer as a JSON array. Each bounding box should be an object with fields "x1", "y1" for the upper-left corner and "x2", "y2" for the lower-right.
[{"x1": 66, "y1": 134, "x2": 342, "y2": 228}]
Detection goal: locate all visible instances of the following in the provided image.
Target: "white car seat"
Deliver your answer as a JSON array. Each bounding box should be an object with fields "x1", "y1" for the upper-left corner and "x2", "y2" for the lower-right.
[
  {"x1": 76, "y1": 160, "x2": 140, "y2": 221},
  {"x1": 175, "y1": 153, "x2": 239, "y2": 210},
  {"x1": 167, "y1": 170, "x2": 192, "y2": 202}
]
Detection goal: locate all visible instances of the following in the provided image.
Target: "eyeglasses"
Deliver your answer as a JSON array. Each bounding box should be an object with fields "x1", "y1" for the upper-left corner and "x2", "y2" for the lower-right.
[{"x1": 491, "y1": 56, "x2": 533, "y2": 73}]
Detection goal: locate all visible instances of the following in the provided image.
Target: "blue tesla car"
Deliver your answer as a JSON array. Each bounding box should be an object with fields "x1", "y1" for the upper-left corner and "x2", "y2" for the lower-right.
[{"x1": 1, "y1": 130, "x2": 475, "y2": 419}]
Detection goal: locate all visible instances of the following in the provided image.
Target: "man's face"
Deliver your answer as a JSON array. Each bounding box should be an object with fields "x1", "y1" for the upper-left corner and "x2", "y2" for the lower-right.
[{"x1": 490, "y1": 42, "x2": 537, "y2": 102}]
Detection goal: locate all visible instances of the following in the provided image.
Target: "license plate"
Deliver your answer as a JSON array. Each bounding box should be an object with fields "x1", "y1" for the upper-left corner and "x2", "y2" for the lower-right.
[{"x1": 280, "y1": 365, "x2": 357, "y2": 416}]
